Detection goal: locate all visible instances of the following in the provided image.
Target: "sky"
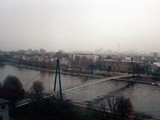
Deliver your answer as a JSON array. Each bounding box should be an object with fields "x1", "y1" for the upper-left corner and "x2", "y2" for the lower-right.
[{"x1": 0, "y1": 0, "x2": 160, "y2": 52}]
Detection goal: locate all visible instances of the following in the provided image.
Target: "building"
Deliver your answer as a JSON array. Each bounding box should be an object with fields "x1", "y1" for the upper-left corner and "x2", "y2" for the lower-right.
[
  {"x1": 0, "y1": 98, "x2": 9, "y2": 120},
  {"x1": 26, "y1": 49, "x2": 32, "y2": 54},
  {"x1": 103, "y1": 58, "x2": 137, "y2": 72},
  {"x1": 40, "y1": 48, "x2": 46, "y2": 54},
  {"x1": 73, "y1": 54, "x2": 99, "y2": 63}
]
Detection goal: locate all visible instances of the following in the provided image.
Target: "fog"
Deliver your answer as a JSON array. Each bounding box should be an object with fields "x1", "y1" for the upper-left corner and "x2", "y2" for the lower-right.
[{"x1": 0, "y1": 0, "x2": 160, "y2": 52}]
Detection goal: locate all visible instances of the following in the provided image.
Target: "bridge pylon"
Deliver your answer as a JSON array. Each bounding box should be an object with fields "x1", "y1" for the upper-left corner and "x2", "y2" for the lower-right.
[{"x1": 53, "y1": 58, "x2": 63, "y2": 101}]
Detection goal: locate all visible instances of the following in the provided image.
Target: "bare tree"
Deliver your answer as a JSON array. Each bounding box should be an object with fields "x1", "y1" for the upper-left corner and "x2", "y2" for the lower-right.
[
  {"x1": 28, "y1": 81, "x2": 44, "y2": 120},
  {"x1": 107, "y1": 96, "x2": 133, "y2": 120},
  {"x1": 29, "y1": 81, "x2": 44, "y2": 102}
]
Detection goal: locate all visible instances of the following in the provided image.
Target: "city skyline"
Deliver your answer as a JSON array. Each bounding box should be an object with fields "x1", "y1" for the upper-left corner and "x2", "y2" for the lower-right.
[{"x1": 0, "y1": 0, "x2": 160, "y2": 52}]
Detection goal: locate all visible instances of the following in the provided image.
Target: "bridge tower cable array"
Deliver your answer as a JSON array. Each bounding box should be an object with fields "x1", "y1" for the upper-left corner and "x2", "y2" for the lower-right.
[{"x1": 53, "y1": 58, "x2": 63, "y2": 101}]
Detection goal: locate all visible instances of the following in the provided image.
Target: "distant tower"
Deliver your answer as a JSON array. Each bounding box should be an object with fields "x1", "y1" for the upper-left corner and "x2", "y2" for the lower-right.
[
  {"x1": 153, "y1": 52, "x2": 158, "y2": 61},
  {"x1": 118, "y1": 42, "x2": 120, "y2": 53},
  {"x1": 40, "y1": 48, "x2": 46, "y2": 54},
  {"x1": 129, "y1": 57, "x2": 135, "y2": 80},
  {"x1": 53, "y1": 58, "x2": 63, "y2": 101}
]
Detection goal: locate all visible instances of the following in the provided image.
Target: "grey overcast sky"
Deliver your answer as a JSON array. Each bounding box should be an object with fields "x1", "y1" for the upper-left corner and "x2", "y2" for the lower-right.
[{"x1": 0, "y1": 0, "x2": 160, "y2": 52}]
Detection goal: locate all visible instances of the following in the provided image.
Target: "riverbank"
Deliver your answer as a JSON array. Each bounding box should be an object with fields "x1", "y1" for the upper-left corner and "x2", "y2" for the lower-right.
[
  {"x1": 4, "y1": 62, "x2": 103, "y2": 79},
  {"x1": 112, "y1": 78, "x2": 160, "y2": 86}
]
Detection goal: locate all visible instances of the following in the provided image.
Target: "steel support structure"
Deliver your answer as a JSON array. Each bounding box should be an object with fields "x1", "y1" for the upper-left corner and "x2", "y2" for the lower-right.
[{"x1": 53, "y1": 58, "x2": 63, "y2": 101}]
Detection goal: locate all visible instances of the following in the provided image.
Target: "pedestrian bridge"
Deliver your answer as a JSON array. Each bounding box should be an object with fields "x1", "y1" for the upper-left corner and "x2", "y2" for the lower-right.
[
  {"x1": 62, "y1": 74, "x2": 132, "y2": 93},
  {"x1": 16, "y1": 74, "x2": 132, "y2": 108}
]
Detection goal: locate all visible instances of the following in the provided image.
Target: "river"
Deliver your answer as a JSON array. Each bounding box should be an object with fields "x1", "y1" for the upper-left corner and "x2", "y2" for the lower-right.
[{"x1": 0, "y1": 64, "x2": 160, "y2": 118}]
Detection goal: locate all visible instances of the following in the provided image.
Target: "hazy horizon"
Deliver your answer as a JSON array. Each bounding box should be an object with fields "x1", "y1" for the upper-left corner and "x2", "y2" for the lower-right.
[{"x1": 0, "y1": 0, "x2": 160, "y2": 52}]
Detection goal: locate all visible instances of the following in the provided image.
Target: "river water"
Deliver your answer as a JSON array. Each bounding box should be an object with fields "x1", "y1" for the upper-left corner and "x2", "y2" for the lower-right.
[{"x1": 0, "y1": 64, "x2": 160, "y2": 118}]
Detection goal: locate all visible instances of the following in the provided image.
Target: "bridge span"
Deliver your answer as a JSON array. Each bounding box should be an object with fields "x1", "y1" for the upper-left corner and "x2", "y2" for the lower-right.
[
  {"x1": 62, "y1": 74, "x2": 132, "y2": 93},
  {"x1": 16, "y1": 74, "x2": 132, "y2": 108}
]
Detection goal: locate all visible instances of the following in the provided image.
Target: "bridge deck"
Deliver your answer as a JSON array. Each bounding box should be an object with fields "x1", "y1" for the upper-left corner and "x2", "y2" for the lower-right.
[
  {"x1": 62, "y1": 74, "x2": 132, "y2": 92},
  {"x1": 16, "y1": 74, "x2": 132, "y2": 108}
]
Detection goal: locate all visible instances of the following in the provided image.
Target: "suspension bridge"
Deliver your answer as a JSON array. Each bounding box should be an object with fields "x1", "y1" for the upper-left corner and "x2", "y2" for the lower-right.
[{"x1": 16, "y1": 73, "x2": 132, "y2": 108}]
